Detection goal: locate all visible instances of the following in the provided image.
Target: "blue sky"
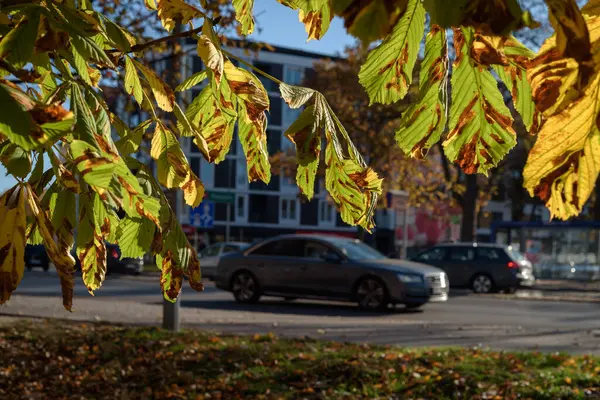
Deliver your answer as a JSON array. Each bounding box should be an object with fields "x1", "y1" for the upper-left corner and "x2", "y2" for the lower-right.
[{"x1": 0, "y1": 4, "x2": 353, "y2": 193}]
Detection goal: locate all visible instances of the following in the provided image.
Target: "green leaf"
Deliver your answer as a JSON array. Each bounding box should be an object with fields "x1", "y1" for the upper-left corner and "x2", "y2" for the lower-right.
[
  {"x1": 0, "y1": 84, "x2": 33, "y2": 147},
  {"x1": 396, "y1": 25, "x2": 448, "y2": 158},
  {"x1": 70, "y1": 140, "x2": 116, "y2": 188},
  {"x1": 487, "y1": 35, "x2": 535, "y2": 131},
  {"x1": 443, "y1": 27, "x2": 516, "y2": 175},
  {"x1": 175, "y1": 71, "x2": 207, "y2": 92},
  {"x1": 72, "y1": 45, "x2": 92, "y2": 86},
  {"x1": 181, "y1": 87, "x2": 233, "y2": 162},
  {"x1": 100, "y1": 14, "x2": 134, "y2": 51},
  {"x1": 0, "y1": 7, "x2": 41, "y2": 68},
  {"x1": 48, "y1": 187, "x2": 76, "y2": 256},
  {"x1": 325, "y1": 141, "x2": 383, "y2": 231},
  {"x1": 233, "y1": 0, "x2": 255, "y2": 35},
  {"x1": 71, "y1": 84, "x2": 98, "y2": 147},
  {"x1": 0, "y1": 142, "x2": 31, "y2": 179},
  {"x1": 29, "y1": 151, "x2": 44, "y2": 187},
  {"x1": 150, "y1": 124, "x2": 189, "y2": 188},
  {"x1": 284, "y1": 105, "x2": 321, "y2": 199},
  {"x1": 124, "y1": 56, "x2": 144, "y2": 105},
  {"x1": 116, "y1": 119, "x2": 152, "y2": 155},
  {"x1": 76, "y1": 190, "x2": 108, "y2": 294},
  {"x1": 70, "y1": 34, "x2": 115, "y2": 68},
  {"x1": 117, "y1": 217, "x2": 155, "y2": 258},
  {"x1": 358, "y1": 0, "x2": 426, "y2": 105}
]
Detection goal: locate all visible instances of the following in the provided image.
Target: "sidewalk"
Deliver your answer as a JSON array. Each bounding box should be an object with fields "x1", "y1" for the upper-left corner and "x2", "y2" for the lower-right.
[{"x1": 532, "y1": 279, "x2": 600, "y2": 292}]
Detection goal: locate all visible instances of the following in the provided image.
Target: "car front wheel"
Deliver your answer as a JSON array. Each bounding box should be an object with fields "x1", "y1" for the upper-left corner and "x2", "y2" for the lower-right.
[
  {"x1": 471, "y1": 274, "x2": 494, "y2": 294},
  {"x1": 231, "y1": 271, "x2": 261, "y2": 304},
  {"x1": 356, "y1": 278, "x2": 388, "y2": 310}
]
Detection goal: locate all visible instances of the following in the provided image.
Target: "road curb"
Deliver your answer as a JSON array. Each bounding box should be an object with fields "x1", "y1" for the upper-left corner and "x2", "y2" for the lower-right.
[{"x1": 489, "y1": 293, "x2": 600, "y2": 304}]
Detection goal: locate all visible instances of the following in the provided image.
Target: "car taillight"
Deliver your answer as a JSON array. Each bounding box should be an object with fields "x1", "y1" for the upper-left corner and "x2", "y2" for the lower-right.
[
  {"x1": 507, "y1": 261, "x2": 518, "y2": 269},
  {"x1": 111, "y1": 248, "x2": 119, "y2": 259}
]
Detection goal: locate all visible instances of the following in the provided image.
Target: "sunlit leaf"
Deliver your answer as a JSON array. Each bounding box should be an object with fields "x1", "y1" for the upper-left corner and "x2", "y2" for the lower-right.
[
  {"x1": 175, "y1": 71, "x2": 207, "y2": 92},
  {"x1": 276, "y1": 0, "x2": 333, "y2": 41},
  {"x1": 396, "y1": 24, "x2": 447, "y2": 159},
  {"x1": 524, "y1": 14, "x2": 600, "y2": 220},
  {"x1": 443, "y1": 27, "x2": 516, "y2": 175},
  {"x1": 133, "y1": 59, "x2": 175, "y2": 112},
  {"x1": 284, "y1": 105, "x2": 321, "y2": 199},
  {"x1": 233, "y1": 0, "x2": 255, "y2": 35},
  {"x1": 333, "y1": 0, "x2": 408, "y2": 44},
  {"x1": 26, "y1": 185, "x2": 75, "y2": 311},
  {"x1": 124, "y1": 56, "x2": 144, "y2": 105},
  {"x1": 150, "y1": 124, "x2": 189, "y2": 188},
  {"x1": 70, "y1": 140, "x2": 116, "y2": 188},
  {"x1": 117, "y1": 217, "x2": 155, "y2": 259},
  {"x1": 156, "y1": 0, "x2": 203, "y2": 32},
  {"x1": 76, "y1": 190, "x2": 108, "y2": 295},
  {"x1": 0, "y1": 185, "x2": 26, "y2": 304},
  {"x1": 358, "y1": 0, "x2": 425, "y2": 105}
]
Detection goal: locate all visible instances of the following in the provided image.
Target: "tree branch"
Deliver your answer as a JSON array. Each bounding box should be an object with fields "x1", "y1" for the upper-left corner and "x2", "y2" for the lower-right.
[{"x1": 107, "y1": 26, "x2": 203, "y2": 54}]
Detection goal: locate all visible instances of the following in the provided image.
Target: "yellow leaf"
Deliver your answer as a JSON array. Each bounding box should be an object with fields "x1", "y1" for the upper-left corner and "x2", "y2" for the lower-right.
[
  {"x1": 182, "y1": 172, "x2": 205, "y2": 208},
  {"x1": 156, "y1": 0, "x2": 203, "y2": 31},
  {"x1": 233, "y1": 0, "x2": 255, "y2": 35},
  {"x1": 196, "y1": 34, "x2": 224, "y2": 85},
  {"x1": 133, "y1": 60, "x2": 174, "y2": 112},
  {"x1": 565, "y1": 376, "x2": 572, "y2": 384},
  {"x1": 0, "y1": 185, "x2": 26, "y2": 304},
  {"x1": 524, "y1": 14, "x2": 600, "y2": 219},
  {"x1": 150, "y1": 124, "x2": 189, "y2": 188},
  {"x1": 26, "y1": 184, "x2": 75, "y2": 311}
]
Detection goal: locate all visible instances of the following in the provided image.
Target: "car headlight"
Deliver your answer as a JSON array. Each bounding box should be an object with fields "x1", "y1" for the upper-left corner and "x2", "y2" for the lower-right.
[{"x1": 397, "y1": 273, "x2": 423, "y2": 283}]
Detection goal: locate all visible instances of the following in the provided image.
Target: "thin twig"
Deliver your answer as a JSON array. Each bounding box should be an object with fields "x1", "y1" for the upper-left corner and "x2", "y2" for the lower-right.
[{"x1": 107, "y1": 26, "x2": 203, "y2": 54}]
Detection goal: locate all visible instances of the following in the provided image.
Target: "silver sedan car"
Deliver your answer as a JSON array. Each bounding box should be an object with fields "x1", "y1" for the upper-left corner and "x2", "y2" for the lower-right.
[{"x1": 215, "y1": 234, "x2": 448, "y2": 310}]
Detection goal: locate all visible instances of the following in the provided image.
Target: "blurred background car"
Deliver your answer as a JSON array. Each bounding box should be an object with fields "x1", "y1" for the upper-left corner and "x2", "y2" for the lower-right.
[
  {"x1": 215, "y1": 234, "x2": 448, "y2": 310},
  {"x1": 25, "y1": 244, "x2": 50, "y2": 271},
  {"x1": 199, "y1": 242, "x2": 250, "y2": 280},
  {"x1": 411, "y1": 243, "x2": 534, "y2": 294}
]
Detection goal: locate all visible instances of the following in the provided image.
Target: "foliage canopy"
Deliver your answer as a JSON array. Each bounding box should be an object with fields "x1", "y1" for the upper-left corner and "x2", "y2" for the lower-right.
[{"x1": 0, "y1": 0, "x2": 598, "y2": 308}]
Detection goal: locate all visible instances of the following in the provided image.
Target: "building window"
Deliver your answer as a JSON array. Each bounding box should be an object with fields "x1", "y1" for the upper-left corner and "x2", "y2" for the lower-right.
[
  {"x1": 300, "y1": 199, "x2": 318, "y2": 226},
  {"x1": 249, "y1": 175, "x2": 280, "y2": 191},
  {"x1": 214, "y1": 159, "x2": 236, "y2": 188},
  {"x1": 215, "y1": 203, "x2": 234, "y2": 221},
  {"x1": 249, "y1": 194, "x2": 279, "y2": 223},
  {"x1": 190, "y1": 157, "x2": 201, "y2": 177},
  {"x1": 237, "y1": 196, "x2": 245, "y2": 218},
  {"x1": 281, "y1": 198, "x2": 297, "y2": 222},
  {"x1": 267, "y1": 129, "x2": 281, "y2": 156},
  {"x1": 268, "y1": 96, "x2": 282, "y2": 126},
  {"x1": 285, "y1": 66, "x2": 304, "y2": 85},
  {"x1": 320, "y1": 201, "x2": 334, "y2": 224}
]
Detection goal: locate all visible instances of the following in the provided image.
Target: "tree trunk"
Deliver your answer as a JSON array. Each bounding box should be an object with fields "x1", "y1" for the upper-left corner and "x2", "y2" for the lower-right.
[
  {"x1": 594, "y1": 175, "x2": 600, "y2": 221},
  {"x1": 460, "y1": 174, "x2": 478, "y2": 242}
]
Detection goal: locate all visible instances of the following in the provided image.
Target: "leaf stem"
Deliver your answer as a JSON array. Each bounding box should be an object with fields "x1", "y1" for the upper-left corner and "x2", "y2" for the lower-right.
[
  {"x1": 107, "y1": 26, "x2": 203, "y2": 54},
  {"x1": 222, "y1": 49, "x2": 284, "y2": 86}
]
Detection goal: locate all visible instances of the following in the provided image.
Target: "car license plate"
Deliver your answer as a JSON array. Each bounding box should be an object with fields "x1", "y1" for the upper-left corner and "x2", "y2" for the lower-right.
[
  {"x1": 30, "y1": 259, "x2": 41, "y2": 265},
  {"x1": 431, "y1": 288, "x2": 443, "y2": 295}
]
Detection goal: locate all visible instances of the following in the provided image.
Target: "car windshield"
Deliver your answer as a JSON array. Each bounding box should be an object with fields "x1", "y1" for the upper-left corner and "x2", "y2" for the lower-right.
[{"x1": 330, "y1": 239, "x2": 386, "y2": 260}]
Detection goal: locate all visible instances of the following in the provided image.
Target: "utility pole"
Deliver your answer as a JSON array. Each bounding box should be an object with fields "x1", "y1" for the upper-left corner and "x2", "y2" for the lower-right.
[{"x1": 163, "y1": 21, "x2": 183, "y2": 332}]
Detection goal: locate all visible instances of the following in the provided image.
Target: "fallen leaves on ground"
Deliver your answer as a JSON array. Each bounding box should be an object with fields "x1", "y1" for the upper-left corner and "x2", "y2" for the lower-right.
[{"x1": 0, "y1": 320, "x2": 598, "y2": 399}]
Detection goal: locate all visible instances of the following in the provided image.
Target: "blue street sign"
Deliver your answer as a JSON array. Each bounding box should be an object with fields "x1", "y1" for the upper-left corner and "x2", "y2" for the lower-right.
[{"x1": 190, "y1": 200, "x2": 214, "y2": 228}]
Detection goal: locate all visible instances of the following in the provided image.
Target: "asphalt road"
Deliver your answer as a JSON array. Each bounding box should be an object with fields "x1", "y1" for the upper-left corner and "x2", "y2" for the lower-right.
[{"x1": 2, "y1": 270, "x2": 600, "y2": 354}]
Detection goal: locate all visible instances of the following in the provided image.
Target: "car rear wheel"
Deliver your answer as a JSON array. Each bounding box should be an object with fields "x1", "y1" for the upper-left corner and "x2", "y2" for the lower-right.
[
  {"x1": 356, "y1": 278, "x2": 388, "y2": 310},
  {"x1": 471, "y1": 274, "x2": 494, "y2": 294},
  {"x1": 231, "y1": 271, "x2": 261, "y2": 304}
]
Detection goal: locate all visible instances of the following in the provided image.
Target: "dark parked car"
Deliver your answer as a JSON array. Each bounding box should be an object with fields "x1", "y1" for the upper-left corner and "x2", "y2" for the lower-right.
[
  {"x1": 215, "y1": 234, "x2": 448, "y2": 310},
  {"x1": 25, "y1": 244, "x2": 50, "y2": 271},
  {"x1": 411, "y1": 243, "x2": 535, "y2": 294},
  {"x1": 28, "y1": 244, "x2": 143, "y2": 275}
]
